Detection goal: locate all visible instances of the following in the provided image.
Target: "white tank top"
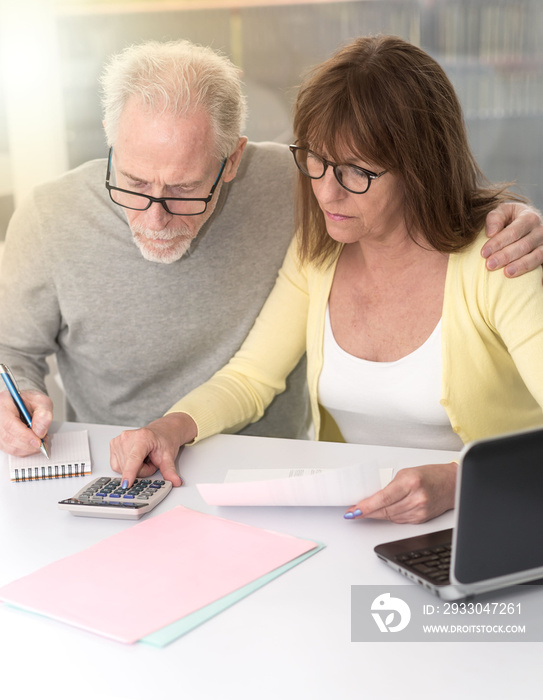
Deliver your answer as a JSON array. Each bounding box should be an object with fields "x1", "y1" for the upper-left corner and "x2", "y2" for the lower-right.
[{"x1": 318, "y1": 306, "x2": 464, "y2": 450}]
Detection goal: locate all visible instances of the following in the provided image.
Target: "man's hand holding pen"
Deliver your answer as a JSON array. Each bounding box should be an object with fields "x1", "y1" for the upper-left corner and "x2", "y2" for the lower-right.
[{"x1": 0, "y1": 385, "x2": 53, "y2": 457}]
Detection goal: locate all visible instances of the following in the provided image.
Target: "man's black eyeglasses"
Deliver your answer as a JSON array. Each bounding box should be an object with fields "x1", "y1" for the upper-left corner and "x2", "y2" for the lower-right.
[
  {"x1": 105, "y1": 147, "x2": 227, "y2": 216},
  {"x1": 289, "y1": 145, "x2": 387, "y2": 195}
]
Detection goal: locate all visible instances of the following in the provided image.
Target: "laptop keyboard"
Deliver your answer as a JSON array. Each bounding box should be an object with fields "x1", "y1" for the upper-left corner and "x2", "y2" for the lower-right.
[{"x1": 395, "y1": 543, "x2": 452, "y2": 585}]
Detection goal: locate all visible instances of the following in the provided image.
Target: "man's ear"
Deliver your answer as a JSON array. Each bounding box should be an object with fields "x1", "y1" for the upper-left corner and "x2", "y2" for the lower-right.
[{"x1": 222, "y1": 137, "x2": 248, "y2": 183}]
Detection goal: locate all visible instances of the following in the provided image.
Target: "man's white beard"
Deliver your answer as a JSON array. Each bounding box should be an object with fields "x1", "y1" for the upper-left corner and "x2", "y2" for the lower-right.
[{"x1": 131, "y1": 223, "x2": 195, "y2": 264}]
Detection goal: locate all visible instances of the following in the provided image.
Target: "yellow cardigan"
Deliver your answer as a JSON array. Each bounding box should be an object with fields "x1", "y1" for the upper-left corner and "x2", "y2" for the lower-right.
[{"x1": 167, "y1": 231, "x2": 543, "y2": 444}]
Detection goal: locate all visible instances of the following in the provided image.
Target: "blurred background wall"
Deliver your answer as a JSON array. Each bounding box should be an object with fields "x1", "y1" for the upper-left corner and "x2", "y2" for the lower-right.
[{"x1": 0, "y1": 0, "x2": 542, "y2": 240}]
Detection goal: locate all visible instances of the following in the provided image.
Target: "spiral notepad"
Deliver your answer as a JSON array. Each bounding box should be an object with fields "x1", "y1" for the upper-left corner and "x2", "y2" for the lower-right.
[{"x1": 8, "y1": 430, "x2": 92, "y2": 482}]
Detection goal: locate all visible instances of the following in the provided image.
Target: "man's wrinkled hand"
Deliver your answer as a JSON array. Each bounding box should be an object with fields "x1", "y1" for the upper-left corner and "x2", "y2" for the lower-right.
[
  {"x1": 0, "y1": 389, "x2": 53, "y2": 457},
  {"x1": 482, "y1": 203, "x2": 543, "y2": 278}
]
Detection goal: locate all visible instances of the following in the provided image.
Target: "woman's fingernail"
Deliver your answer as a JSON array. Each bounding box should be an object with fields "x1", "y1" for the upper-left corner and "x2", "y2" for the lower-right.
[
  {"x1": 344, "y1": 512, "x2": 355, "y2": 519},
  {"x1": 353, "y1": 509, "x2": 362, "y2": 517},
  {"x1": 121, "y1": 479, "x2": 128, "y2": 489}
]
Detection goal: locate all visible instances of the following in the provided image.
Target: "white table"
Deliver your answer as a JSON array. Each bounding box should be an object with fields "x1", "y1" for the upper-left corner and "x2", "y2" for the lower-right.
[{"x1": 0, "y1": 422, "x2": 540, "y2": 700}]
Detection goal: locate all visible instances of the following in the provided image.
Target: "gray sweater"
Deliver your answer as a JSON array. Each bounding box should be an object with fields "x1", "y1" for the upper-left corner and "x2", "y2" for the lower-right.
[{"x1": 0, "y1": 142, "x2": 309, "y2": 436}]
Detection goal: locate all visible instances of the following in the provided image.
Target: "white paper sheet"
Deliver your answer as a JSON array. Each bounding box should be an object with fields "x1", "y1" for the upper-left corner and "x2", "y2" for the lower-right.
[{"x1": 196, "y1": 464, "x2": 394, "y2": 506}]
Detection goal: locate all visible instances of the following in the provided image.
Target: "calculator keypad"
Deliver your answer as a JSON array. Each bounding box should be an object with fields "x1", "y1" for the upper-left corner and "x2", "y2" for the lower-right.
[{"x1": 78, "y1": 477, "x2": 168, "y2": 505}]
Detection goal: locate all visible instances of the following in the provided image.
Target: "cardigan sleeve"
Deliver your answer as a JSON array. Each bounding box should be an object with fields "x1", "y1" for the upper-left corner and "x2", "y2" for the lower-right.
[
  {"x1": 486, "y1": 261, "x2": 543, "y2": 410},
  {"x1": 166, "y1": 238, "x2": 310, "y2": 441}
]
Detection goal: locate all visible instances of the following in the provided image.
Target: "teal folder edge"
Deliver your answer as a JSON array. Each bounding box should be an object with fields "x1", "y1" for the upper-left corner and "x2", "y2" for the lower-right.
[{"x1": 139, "y1": 542, "x2": 326, "y2": 648}]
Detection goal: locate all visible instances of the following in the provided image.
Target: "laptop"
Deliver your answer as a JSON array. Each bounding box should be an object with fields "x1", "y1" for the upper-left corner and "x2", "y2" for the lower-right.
[{"x1": 374, "y1": 427, "x2": 543, "y2": 600}]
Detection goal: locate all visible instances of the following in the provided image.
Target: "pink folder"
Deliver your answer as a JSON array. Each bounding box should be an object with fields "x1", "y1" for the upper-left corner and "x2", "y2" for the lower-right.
[{"x1": 0, "y1": 506, "x2": 318, "y2": 643}]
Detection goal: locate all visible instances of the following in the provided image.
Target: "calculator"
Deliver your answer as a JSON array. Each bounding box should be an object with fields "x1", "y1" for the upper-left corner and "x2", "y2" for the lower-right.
[{"x1": 58, "y1": 476, "x2": 173, "y2": 520}]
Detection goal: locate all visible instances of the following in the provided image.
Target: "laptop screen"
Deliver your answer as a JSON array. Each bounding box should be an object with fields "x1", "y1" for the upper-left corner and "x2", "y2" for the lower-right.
[{"x1": 453, "y1": 428, "x2": 543, "y2": 584}]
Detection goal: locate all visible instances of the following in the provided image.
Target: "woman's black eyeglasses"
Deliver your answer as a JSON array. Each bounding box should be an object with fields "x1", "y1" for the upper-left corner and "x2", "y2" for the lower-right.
[{"x1": 289, "y1": 145, "x2": 387, "y2": 195}]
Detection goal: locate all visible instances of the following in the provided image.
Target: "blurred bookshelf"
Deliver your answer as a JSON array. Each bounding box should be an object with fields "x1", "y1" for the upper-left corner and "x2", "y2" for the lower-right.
[{"x1": 0, "y1": 0, "x2": 542, "y2": 240}]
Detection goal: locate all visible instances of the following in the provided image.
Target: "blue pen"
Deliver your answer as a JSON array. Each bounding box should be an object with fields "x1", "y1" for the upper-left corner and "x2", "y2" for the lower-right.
[{"x1": 0, "y1": 364, "x2": 50, "y2": 459}]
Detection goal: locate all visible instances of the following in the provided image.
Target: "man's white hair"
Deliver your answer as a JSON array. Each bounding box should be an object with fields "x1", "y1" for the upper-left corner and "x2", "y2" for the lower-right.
[{"x1": 100, "y1": 40, "x2": 247, "y2": 158}]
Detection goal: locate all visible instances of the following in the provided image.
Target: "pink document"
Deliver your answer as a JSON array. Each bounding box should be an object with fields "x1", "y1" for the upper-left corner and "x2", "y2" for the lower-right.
[{"x1": 0, "y1": 506, "x2": 318, "y2": 643}]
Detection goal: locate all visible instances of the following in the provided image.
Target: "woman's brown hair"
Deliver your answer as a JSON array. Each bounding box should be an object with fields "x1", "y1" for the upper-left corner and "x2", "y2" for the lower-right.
[{"x1": 293, "y1": 35, "x2": 524, "y2": 266}]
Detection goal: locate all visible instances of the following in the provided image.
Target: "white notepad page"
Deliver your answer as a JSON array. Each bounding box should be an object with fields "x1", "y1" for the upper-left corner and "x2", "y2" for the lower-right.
[{"x1": 8, "y1": 430, "x2": 92, "y2": 482}]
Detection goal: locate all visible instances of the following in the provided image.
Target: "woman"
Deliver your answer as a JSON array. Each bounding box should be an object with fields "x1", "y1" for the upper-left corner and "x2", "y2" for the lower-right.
[{"x1": 111, "y1": 36, "x2": 543, "y2": 523}]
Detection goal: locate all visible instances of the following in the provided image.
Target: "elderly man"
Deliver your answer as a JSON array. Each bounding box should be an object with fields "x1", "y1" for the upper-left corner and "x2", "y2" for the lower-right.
[{"x1": 0, "y1": 39, "x2": 541, "y2": 467}]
